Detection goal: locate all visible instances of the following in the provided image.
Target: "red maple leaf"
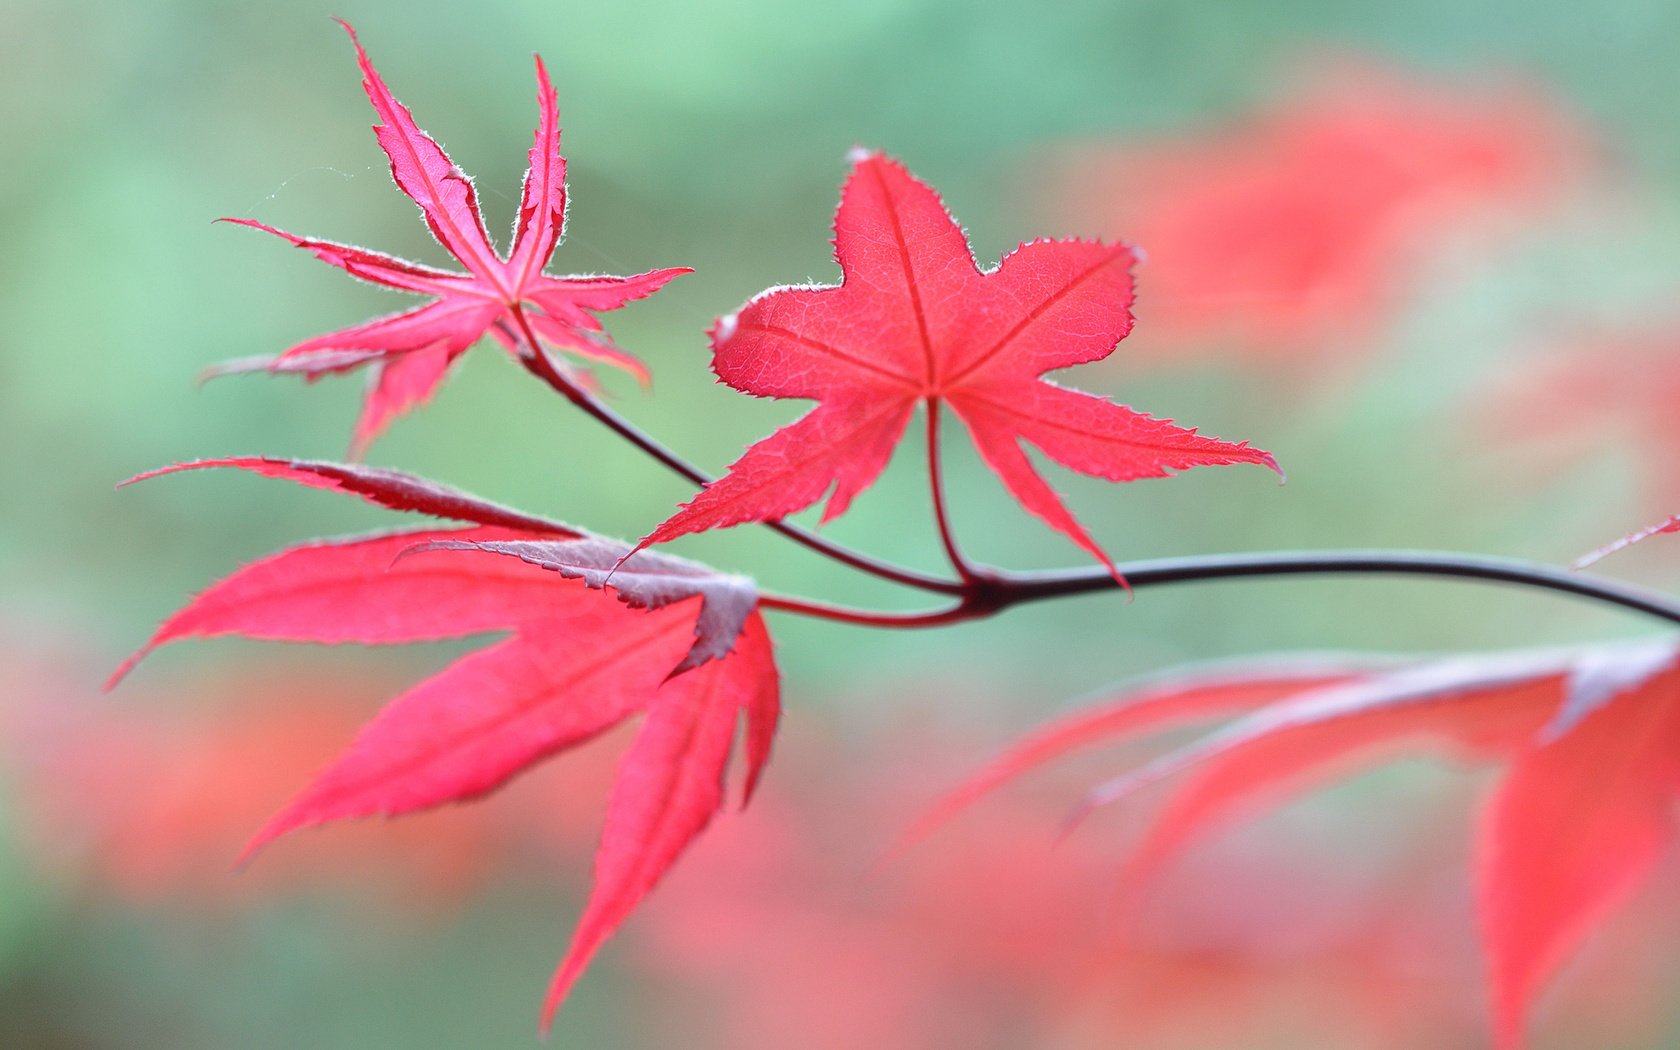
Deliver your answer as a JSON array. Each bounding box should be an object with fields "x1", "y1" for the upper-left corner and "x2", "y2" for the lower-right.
[
  {"x1": 110, "y1": 457, "x2": 780, "y2": 1027},
  {"x1": 216, "y1": 22, "x2": 689, "y2": 456},
  {"x1": 910, "y1": 643, "x2": 1680, "y2": 1049},
  {"x1": 638, "y1": 151, "x2": 1280, "y2": 577}
]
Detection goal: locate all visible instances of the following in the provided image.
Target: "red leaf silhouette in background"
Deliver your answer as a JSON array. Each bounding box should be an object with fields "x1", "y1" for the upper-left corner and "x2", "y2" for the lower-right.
[
  {"x1": 216, "y1": 22, "x2": 688, "y2": 455},
  {"x1": 8, "y1": 663, "x2": 517, "y2": 906},
  {"x1": 911, "y1": 643, "x2": 1680, "y2": 1049},
  {"x1": 111, "y1": 458, "x2": 780, "y2": 1027},
  {"x1": 1043, "y1": 61, "x2": 1580, "y2": 362},
  {"x1": 640, "y1": 151, "x2": 1279, "y2": 576}
]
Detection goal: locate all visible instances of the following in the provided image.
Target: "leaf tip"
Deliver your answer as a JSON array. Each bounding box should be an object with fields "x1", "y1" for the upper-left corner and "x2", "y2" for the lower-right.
[
  {"x1": 738, "y1": 765, "x2": 768, "y2": 811},
  {"x1": 346, "y1": 434, "x2": 372, "y2": 464},
  {"x1": 845, "y1": 145, "x2": 880, "y2": 167},
  {"x1": 539, "y1": 959, "x2": 586, "y2": 1036},
  {"x1": 1055, "y1": 794, "x2": 1099, "y2": 844},
  {"x1": 234, "y1": 821, "x2": 287, "y2": 872},
  {"x1": 710, "y1": 311, "x2": 739, "y2": 347},
  {"x1": 115, "y1": 462, "x2": 194, "y2": 489},
  {"x1": 1070, "y1": 764, "x2": 1154, "y2": 826},
  {"x1": 876, "y1": 819, "x2": 935, "y2": 871},
  {"x1": 102, "y1": 648, "x2": 149, "y2": 692},
  {"x1": 389, "y1": 538, "x2": 464, "y2": 569},
  {"x1": 1572, "y1": 516, "x2": 1680, "y2": 570},
  {"x1": 196, "y1": 356, "x2": 270, "y2": 385},
  {"x1": 1087, "y1": 546, "x2": 1132, "y2": 599}
]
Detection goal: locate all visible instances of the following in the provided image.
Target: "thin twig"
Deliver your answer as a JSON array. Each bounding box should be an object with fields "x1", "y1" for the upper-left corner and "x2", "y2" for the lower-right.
[
  {"x1": 759, "y1": 548, "x2": 1680, "y2": 630},
  {"x1": 997, "y1": 549, "x2": 1680, "y2": 627}
]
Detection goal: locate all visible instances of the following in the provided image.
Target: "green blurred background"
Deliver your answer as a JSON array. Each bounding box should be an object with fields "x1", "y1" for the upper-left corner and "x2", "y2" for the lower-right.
[{"x1": 6, "y1": 0, "x2": 1680, "y2": 1046}]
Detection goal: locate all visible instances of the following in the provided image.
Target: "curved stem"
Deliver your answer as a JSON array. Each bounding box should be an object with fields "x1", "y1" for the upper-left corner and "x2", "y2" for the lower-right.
[
  {"x1": 1001, "y1": 549, "x2": 1680, "y2": 627},
  {"x1": 506, "y1": 307, "x2": 962, "y2": 596},
  {"x1": 925, "y1": 399, "x2": 977, "y2": 582},
  {"x1": 767, "y1": 549, "x2": 1680, "y2": 631}
]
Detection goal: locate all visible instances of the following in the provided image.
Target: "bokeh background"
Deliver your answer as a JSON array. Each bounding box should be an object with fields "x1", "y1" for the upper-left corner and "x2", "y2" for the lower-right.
[{"x1": 6, "y1": 0, "x2": 1680, "y2": 1046}]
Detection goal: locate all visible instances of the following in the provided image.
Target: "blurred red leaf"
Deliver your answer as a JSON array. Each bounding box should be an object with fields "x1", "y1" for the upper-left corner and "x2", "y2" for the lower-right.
[
  {"x1": 911, "y1": 642, "x2": 1680, "y2": 1049},
  {"x1": 893, "y1": 656, "x2": 1376, "y2": 855},
  {"x1": 640, "y1": 150, "x2": 1278, "y2": 577},
  {"x1": 1045, "y1": 61, "x2": 1581, "y2": 361},
  {"x1": 635, "y1": 714, "x2": 1495, "y2": 1050},
  {"x1": 213, "y1": 22, "x2": 688, "y2": 455}
]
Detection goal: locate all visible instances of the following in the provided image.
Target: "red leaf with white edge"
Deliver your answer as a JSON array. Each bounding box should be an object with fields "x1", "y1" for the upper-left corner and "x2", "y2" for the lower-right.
[
  {"x1": 523, "y1": 268, "x2": 690, "y2": 318},
  {"x1": 216, "y1": 22, "x2": 689, "y2": 452},
  {"x1": 1573, "y1": 515, "x2": 1680, "y2": 569},
  {"x1": 407, "y1": 537, "x2": 757, "y2": 673},
  {"x1": 216, "y1": 218, "x2": 477, "y2": 297},
  {"x1": 115, "y1": 463, "x2": 783, "y2": 1028},
  {"x1": 542, "y1": 611, "x2": 777, "y2": 1027},
  {"x1": 121, "y1": 456, "x2": 575, "y2": 534},
  {"x1": 640, "y1": 152, "x2": 1278, "y2": 576},
  {"x1": 338, "y1": 19, "x2": 500, "y2": 277},
  {"x1": 106, "y1": 526, "x2": 566, "y2": 688},
  {"x1": 506, "y1": 54, "x2": 567, "y2": 289},
  {"x1": 1478, "y1": 657, "x2": 1680, "y2": 1050}
]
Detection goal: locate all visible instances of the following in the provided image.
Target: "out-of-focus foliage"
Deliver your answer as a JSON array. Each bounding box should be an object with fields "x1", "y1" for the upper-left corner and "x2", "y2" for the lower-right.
[{"x1": 7, "y1": 0, "x2": 1680, "y2": 1045}]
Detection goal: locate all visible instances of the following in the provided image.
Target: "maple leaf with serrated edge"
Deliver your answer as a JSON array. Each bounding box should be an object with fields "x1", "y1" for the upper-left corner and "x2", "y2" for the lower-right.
[
  {"x1": 636, "y1": 150, "x2": 1280, "y2": 578},
  {"x1": 214, "y1": 22, "x2": 689, "y2": 456},
  {"x1": 108, "y1": 457, "x2": 780, "y2": 1029},
  {"x1": 907, "y1": 642, "x2": 1680, "y2": 1050}
]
